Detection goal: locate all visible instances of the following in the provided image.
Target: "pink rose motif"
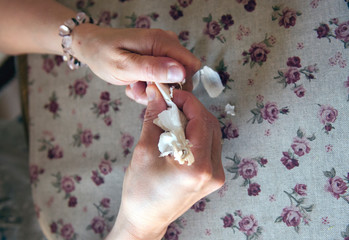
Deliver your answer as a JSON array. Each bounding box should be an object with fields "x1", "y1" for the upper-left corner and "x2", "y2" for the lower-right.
[
  {"x1": 91, "y1": 170, "x2": 104, "y2": 186},
  {"x1": 99, "y1": 160, "x2": 112, "y2": 175},
  {"x1": 164, "y1": 223, "x2": 181, "y2": 240},
  {"x1": 281, "y1": 206, "x2": 302, "y2": 227},
  {"x1": 279, "y1": 7, "x2": 297, "y2": 28},
  {"x1": 178, "y1": 0, "x2": 192, "y2": 8},
  {"x1": 325, "y1": 176, "x2": 348, "y2": 199},
  {"x1": 45, "y1": 100, "x2": 59, "y2": 114},
  {"x1": 294, "y1": 184, "x2": 307, "y2": 196},
  {"x1": 220, "y1": 14, "x2": 234, "y2": 30},
  {"x1": 169, "y1": 5, "x2": 183, "y2": 20},
  {"x1": 260, "y1": 102, "x2": 279, "y2": 124},
  {"x1": 60, "y1": 223, "x2": 74, "y2": 240},
  {"x1": 61, "y1": 176, "x2": 75, "y2": 193},
  {"x1": 54, "y1": 55, "x2": 63, "y2": 66},
  {"x1": 98, "y1": 11, "x2": 111, "y2": 25},
  {"x1": 100, "y1": 198, "x2": 110, "y2": 208},
  {"x1": 238, "y1": 159, "x2": 258, "y2": 179},
  {"x1": 291, "y1": 137, "x2": 311, "y2": 157},
  {"x1": 100, "y1": 91, "x2": 110, "y2": 101},
  {"x1": 30, "y1": 165, "x2": 44, "y2": 183},
  {"x1": 135, "y1": 16, "x2": 151, "y2": 28},
  {"x1": 48, "y1": 145, "x2": 63, "y2": 159},
  {"x1": 247, "y1": 183, "x2": 261, "y2": 196},
  {"x1": 285, "y1": 67, "x2": 301, "y2": 84},
  {"x1": 50, "y1": 222, "x2": 57, "y2": 233},
  {"x1": 191, "y1": 198, "x2": 206, "y2": 212},
  {"x1": 244, "y1": 0, "x2": 257, "y2": 12},
  {"x1": 43, "y1": 58, "x2": 54, "y2": 73},
  {"x1": 307, "y1": 64, "x2": 318, "y2": 73},
  {"x1": 104, "y1": 116, "x2": 112, "y2": 126},
  {"x1": 294, "y1": 85, "x2": 306, "y2": 98},
  {"x1": 248, "y1": 42, "x2": 270, "y2": 63},
  {"x1": 318, "y1": 105, "x2": 338, "y2": 125},
  {"x1": 223, "y1": 214, "x2": 234, "y2": 228},
  {"x1": 238, "y1": 215, "x2": 258, "y2": 236},
  {"x1": 178, "y1": 31, "x2": 189, "y2": 41},
  {"x1": 218, "y1": 71, "x2": 231, "y2": 86},
  {"x1": 204, "y1": 21, "x2": 222, "y2": 40},
  {"x1": 81, "y1": 129, "x2": 93, "y2": 147},
  {"x1": 222, "y1": 121, "x2": 239, "y2": 139},
  {"x1": 73, "y1": 79, "x2": 88, "y2": 96},
  {"x1": 316, "y1": 24, "x2": 330, "y2": 38},
  {"x1": 335, "y1": 21, "x2": 349, "y2": 42},
  {"x1": 91, "y1": 216, "x2": 106, "y2": 234},
  {"x1": 68, "y1": 196, "x2": 77, "y2": 207},
  {"x1": 121, "y1": 133, "x2": 134, "y2": 150},
  {"x1": 98, "y1": 101, "x2": 110, "y2": 115},
  {"x1": 287, "y1": 56, "x2": 301, "y2": 68},
  {"x1": 280, "y1": 152, "x2": 299, "y2": 170}
]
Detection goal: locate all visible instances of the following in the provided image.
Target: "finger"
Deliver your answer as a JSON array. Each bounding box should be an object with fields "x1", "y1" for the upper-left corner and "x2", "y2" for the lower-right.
[
  {"x1": 125, "y1": 82, "x2": 148, "y2": 105},
  {"x1": 116, "y1": 52, "x2": 186, "y2": 84},
  {"x1": 171, "y1": 89, "x2": 209, "y2": 121},
  {"x1": 185, "y1": 118, "x2": 213, "y2": 164},
  {"x1": 139, "y1": 85, "x2": 167, "y2": 146},
  {"x1": 118, "y1": 29, "x2": 201, "y2": 84}
]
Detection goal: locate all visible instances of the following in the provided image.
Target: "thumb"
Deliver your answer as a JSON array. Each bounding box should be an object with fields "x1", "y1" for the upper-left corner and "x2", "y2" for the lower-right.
[
  {"x1": 120, "y1": 52, "x2": 185, "y2": 83},
  {"x1": 139, "y1": 85, "x2": 167, "y2": 146}
]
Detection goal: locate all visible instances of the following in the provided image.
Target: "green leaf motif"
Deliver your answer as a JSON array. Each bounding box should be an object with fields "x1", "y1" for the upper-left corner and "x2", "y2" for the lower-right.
[
  {"x1": 275, "y1": 216, "x2": 283, "y2": 223},
  {"x1": 203, "y1": 14, "x2": 212, "y2": 23},
  {"x1": 297, "y1": 129, "x2": 304, "y2": 138},
  {"x1": 323, "y1": 168, "x2": 336, "y2": 178},
  {"x1": 272, "y1": 5, "x2": 280, "y2": 11},
  {"x1": 307, "y1": 134, "x2": 316, "y2": 141}
]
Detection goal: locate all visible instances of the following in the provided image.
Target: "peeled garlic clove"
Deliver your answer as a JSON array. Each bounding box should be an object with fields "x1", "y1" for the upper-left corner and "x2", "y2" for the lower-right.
[{"x1": 200, "y1": 66, "x2": 224, "y2": 98}]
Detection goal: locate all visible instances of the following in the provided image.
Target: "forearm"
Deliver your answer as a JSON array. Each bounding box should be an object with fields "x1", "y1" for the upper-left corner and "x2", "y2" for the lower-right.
[{"x1": 0, "y1": 0, "x2": 76, "y2": 55}]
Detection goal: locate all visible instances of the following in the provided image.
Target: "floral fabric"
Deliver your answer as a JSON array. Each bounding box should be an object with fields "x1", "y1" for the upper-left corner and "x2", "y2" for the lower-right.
[{"x1": 28, "y1": 0, "x2": 349, "y2": 239}]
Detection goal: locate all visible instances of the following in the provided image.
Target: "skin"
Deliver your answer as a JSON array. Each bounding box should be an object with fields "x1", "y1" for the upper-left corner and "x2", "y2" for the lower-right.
[
  {"x1": 0, "y1": 0, "x2": 201, "y2": 104},
  {"x1": 0, "y1": 1, "x2": 224, "y2": 239},
  {"x1": 107, "y1": 85, "x2": 225, "y2": 240}
]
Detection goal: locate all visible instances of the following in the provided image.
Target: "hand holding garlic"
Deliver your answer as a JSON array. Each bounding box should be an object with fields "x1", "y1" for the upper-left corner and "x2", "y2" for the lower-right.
[{"x1": 108, "y1": 85, "x2": 225, "y2": 240}]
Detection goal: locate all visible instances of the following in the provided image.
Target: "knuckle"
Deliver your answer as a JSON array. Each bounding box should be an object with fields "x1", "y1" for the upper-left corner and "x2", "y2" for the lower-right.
[
  {"x1": 143, "y1": 62, "x2": 156, "y2": 82},
  {"x1": 142, "y1": 107, "x2": 159, "y2": 123},
  {"x1": 190, "y1": 163, "x2": 214, "y2": 191}
]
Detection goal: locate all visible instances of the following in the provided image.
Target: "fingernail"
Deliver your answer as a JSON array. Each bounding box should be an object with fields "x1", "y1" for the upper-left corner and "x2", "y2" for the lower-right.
[
  {"x1": 146, "y1": 86, "x2": 156, "y2": 101},
  {"x1": 167, "y1": 65, "x2": 184, "y2": 83}
]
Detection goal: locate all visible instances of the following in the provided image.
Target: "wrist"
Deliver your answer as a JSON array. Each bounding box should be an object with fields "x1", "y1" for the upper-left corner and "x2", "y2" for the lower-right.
[
  {"x1": 71, "y1": 23, "x2": 100, "y2": 67},
  {"x1": 106, "y1": 209, "x2": 166, "y2": 240}
]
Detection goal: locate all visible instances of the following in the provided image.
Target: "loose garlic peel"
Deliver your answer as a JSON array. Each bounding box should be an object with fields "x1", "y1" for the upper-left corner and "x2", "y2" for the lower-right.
[
  {"x1": 192, "y1": 66, "x2": 224, "y2": 98},
  {"x1": 153, "y1": 83, "x2": 195, "y2": 166}
]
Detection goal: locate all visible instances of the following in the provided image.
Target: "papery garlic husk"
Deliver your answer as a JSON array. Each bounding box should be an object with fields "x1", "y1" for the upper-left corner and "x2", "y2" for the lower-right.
[
  {"x1": 192, "y1": 66, "x2": 224, "y2": 98},
  {"x1": 153, "y1": 83, "x2": 195, "y2": 166},
  {"x1": 225, "y1": 103, "x2": 236, "y2": 116}
]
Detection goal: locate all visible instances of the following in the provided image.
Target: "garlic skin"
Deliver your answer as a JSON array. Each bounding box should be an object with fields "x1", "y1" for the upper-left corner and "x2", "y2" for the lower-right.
[
  {"x1": 225, "y1": 103, "x2": 236, "y2": 116},
  {"x1": 192, "y1": 66, "x2": 224, "y2": 98},
  {"x1": 153, "y1": 83, "x2": 195, "y2": 166}
]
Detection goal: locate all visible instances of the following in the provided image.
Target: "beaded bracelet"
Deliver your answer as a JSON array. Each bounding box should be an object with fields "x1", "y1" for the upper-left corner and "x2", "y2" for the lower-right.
[{"x1": 59, "y1": 12, "x2": 95, "y2": 70}]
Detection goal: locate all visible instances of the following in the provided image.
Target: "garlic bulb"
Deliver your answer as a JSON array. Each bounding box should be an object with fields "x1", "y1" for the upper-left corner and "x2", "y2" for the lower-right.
[{"x1": 153, "y1": 83, "x2": 194, "y2": 165}]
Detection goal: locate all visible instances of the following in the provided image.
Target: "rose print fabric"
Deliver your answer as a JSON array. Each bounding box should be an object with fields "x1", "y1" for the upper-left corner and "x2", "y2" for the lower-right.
[{"x1": 27, "y1": 1, "x2": 349, "y2": 239}]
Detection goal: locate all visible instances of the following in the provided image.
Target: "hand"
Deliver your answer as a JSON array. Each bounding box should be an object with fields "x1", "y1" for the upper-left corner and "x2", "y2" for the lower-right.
[
  {"x1": 107, "y1": 85, "x2": 225, "y2": 240},
  {"x1": 72, "y1": 24, "x2": 201, "y2": 105}
]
